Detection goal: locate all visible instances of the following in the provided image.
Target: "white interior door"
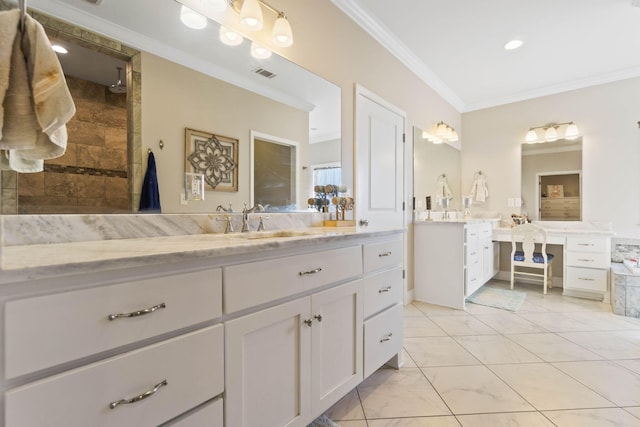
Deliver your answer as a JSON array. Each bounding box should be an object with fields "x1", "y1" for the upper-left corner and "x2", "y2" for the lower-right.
[{"x1": 355, "y1": 86, "x2": 405, "y2": 229}]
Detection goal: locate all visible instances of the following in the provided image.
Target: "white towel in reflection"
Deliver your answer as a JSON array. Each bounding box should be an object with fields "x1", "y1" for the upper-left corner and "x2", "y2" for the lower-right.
[
  {"x1": 436, "y1": 175, "x2": 452, "y2": 200},
  {"x1": 470, "y1": 174, "x2": 489, "y2": 203}
]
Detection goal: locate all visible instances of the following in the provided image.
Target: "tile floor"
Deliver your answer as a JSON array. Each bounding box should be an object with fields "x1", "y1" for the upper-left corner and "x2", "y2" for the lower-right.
[{"x1": 323, "y1": 280, "x2": 640, "y2": 426}]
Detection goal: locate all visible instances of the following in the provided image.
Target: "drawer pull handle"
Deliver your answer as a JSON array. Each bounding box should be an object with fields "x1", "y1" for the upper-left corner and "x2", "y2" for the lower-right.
[
  {"x1": 108, "y1": 302, "x2": 166, "y2": 321},
  {"x1": 378, "y1": 286, "x2": 392, "y2": 293},
  {"x1": 299, "y1": 267, "x2": 322, "y2": 276},
  {"x1": 578, "y1": 277, "x2": 595, "y2": 281},
  {"x1": 380, "y1": 333, "x2": 393, "y2": 343},
  {"x1": 578, "y1": 258, "x2": 594, "y2": 262},
  {"x1": 578, "y1": 243, "x2": 595, "y2": 246},
  {"x1": 314, "y1": 314, "x2": 323, "y2": 322},
  {"x1": 378, "y1": 251, "x2": 392, "y2": 257},
  {"x1": 469, "y1": 252, "x2": 477, "y2": 256},
  {"x1": 109, "y1": 379, "x2": 167, "y2": 410},
  {"x1": 304, "y1": 318, "x2": 313, "y2": 327}
]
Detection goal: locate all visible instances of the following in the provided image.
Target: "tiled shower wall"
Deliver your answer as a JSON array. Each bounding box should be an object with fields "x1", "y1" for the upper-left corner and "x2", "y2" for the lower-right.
[{"x1": 15, "y1": 76, "x2": 129, "y2": 214}]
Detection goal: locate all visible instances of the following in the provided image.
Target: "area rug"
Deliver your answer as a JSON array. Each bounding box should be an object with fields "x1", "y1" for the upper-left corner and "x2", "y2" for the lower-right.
[{"x1": 466, "y1": 287, "x2": 527, "y2": 312}]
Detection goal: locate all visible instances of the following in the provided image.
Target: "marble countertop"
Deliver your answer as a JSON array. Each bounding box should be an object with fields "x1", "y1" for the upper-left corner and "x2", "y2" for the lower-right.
[{"x1": 0, "y1": 226, "x2": 405, "y2": 285}]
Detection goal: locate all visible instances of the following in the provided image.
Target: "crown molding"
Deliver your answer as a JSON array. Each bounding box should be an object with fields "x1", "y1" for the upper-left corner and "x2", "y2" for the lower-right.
[{"x1": 330, "y1": 0, "x2": 465, "y2": 112}]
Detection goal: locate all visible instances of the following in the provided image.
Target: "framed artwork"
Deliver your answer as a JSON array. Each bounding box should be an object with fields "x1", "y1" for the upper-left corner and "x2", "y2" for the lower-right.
[
  {"x1": 547, "y1": 184, "x2": 564, "y2": 199},
  {"x1": 185, "y1": 128, "x2": 238, "y2": 192}
]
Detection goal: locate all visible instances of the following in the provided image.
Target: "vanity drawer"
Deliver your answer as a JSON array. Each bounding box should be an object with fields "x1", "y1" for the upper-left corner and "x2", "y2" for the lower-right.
[
  {"x1": 163, "y1": 397, "x2": 223, "y2": 427},
  {"x1": 465, "y1": 225, "x2": 480, "y2": 243},
  {"x1": 363, "y1": 238, "x2": 403, "y2": 273},
  {"x1": 566, "y1": 251, "x2": 611, "y2": 269},
  {"x1": 5, "y1": 268, "x2": 222, "y2": 379},
  {"x1": 224, "y1": 245, "x2": 362, "y2": 313},
  {"x1": 6, "y1": 325, "x2": 224, "y2": 427},
  {"x1": 566, "y1": 266, "x2": 608, "y2": 292},
  {"x1": 363, "y1": 303, "x2": 403, "y2": 378},
  {"x1": 478, "y1": 222, "x2": 493, "y2": 240},
  {"x1": 465, "y1": 262, "x2": 482, "y2": 297},
  {"x1": 363, "y1": 267, "x2": 403, "y2": 318},
  {"x1": 465, "y1": 242, "x2": 480, "y2": 266},
  {"x1": 567, "y1": 237, "x2": 610, "y2": 253}
]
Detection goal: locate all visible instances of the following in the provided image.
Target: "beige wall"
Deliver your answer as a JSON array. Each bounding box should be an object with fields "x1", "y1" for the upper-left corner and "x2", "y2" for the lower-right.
[
  {"x1": 141, "y1": 52, "x2": 308, "y2": 213},
  {"x1": 462, "y1": 77, "x2": 640, "y2": 237}
]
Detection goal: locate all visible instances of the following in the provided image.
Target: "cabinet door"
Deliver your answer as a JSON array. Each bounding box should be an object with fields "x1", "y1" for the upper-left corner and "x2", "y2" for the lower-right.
[
  {"x1": 225, "y1": 297, "x2": 311, "y2": 427},
  {"x1": 481, "y1": 240, "x2": 494, "y2": 283},
  {"x1": 311, "y1": 280, "x2": 363, "y2": 414}
]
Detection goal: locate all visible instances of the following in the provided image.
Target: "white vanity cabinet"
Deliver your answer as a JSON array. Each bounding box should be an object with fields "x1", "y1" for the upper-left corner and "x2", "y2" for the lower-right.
[
  {"x1": 564, "y1": 236, "x2": 611, "y2": 300},
  {"x1": 414, "y1": 220, "x2": 496, "y2": 310},
  {"x1": 224, "y1": 246, "x2": 364, "y2": 427}
]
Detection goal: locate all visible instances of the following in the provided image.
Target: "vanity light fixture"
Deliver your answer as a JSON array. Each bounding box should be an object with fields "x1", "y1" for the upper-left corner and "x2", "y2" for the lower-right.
[
  {"x1": 250, "y1": 42, "x2": 272, "y2": 59},
  {"x1": 220, "y1": 25, "x2": 243, "y2": 46},
  {"x1": 180, "y1": 4, "x2": 208, "y2": 29},
  {"x1": 239, "y1": 0, "x2": 264, "y2": 30},
  {"x1": 231, "y1": 0, "x2": 294, "y2": 47},
  {"x1": 423, "y1": 122, "x2": 458, "y2": 144},
  {"x1": 524, "y1": 122, "x2": 580, "y2": 144}
]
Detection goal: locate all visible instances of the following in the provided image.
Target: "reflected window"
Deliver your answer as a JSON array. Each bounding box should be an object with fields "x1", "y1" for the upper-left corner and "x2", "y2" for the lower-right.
[{"x1": 253, "y1": 136, "x2": 298, "y2": 211}]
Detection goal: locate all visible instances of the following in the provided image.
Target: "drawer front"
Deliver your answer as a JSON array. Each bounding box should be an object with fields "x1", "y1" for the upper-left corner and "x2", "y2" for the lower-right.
[
  {"x1": 465, "y1": 242, "x2": 480, "y2": 266},
  {"x1": 566, "y1": 251, "x2": 611, "y2": 269},
  {"x1": 478, "y1": 222, "x2": 493, "y2": 240},
  {"x1": 465, "y1": 262, "x2": 483, "y2": 297},
  {"x1": 363, "y1": 238, "x2": 403, "y2": 273},
  {"x1": 566, "y1": 237, "x2": 610, "y2": 253},
  {"x1": 363, "y1": 267, "x2": 403, "y2": 318},
  {"x1": 364, "y1": 304, "x2": 403, "y2": 378},
  {"x1": 5, "y1": 269, "x2": 222, "y2": 379},
  {"x1": 566, "y1": 267, "x2": 608, "y2": 292},
  {"x1": 224, "y1": 245, "x2": 362, "y2": 313},
  {"x1": 6, "y1": 325, "x2": 224, "y2": 427},
  {"x1": 465, "y1": 224, "x2": 480, "y2": 243},
  {"x1": 163, "y1": 398, "x2": 223, "y2": 427}
]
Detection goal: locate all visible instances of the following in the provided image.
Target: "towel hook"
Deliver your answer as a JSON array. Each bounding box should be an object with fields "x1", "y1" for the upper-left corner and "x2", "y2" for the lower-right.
[{"x1": 18, "y1": 0, "x2": 27, "y2": 30}]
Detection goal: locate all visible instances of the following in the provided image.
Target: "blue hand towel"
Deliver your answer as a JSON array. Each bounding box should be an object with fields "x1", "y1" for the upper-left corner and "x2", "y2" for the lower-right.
[{"x1": 139, "y1": 151, "x2": 161, "y2": 212}]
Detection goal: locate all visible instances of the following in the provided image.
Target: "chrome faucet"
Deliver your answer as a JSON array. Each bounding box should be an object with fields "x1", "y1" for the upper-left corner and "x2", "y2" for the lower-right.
[
  {"x1": 216, "y1": 203, "x2": 233, "y2": 213},
  {"x1": 217, "y1": 215, "x2": 234, "y2": 233},
  {"x1": 242, "y1": 203, "x2": 265, "y2": 232}
]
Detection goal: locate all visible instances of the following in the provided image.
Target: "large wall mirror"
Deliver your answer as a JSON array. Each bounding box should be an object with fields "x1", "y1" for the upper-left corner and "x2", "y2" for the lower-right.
[
  {"x1": 521, "y1": 138, "x2": 582, "y2": 221},
  {"x1": 0, "y1": 0, "x2": 340, "y2": 214},
  {"x1": 413, "y1": 127, "x2": 461, "y2": 213}
]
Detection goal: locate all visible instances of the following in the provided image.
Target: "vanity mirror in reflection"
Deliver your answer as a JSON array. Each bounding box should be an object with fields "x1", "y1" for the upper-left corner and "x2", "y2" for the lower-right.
[
  {"x1": 0, "y1": 0, "x2": 341, "y2": 214},
  {"x1": 413, "y1": 126, "x2": 461, "y2": 217},
  {"x1": 521, "y1": 137, "x2": 582, "y2": 221}
]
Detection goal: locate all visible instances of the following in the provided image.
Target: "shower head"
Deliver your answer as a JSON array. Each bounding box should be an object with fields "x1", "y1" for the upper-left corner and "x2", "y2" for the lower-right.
[{"x1": 109, "y1": 66, "x2": 126, "y2": 94}]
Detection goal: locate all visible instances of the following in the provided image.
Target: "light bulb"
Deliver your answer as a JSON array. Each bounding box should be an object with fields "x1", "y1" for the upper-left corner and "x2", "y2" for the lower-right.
[
  {"x1": 240, "y1": 0, "x2": 263, "y2": 31},
  {"x1": 180, "y1": 5, "x2": 207, "y2": 29},
  {"x1": 565, "y1": 122, "x2": 579, "y2": 140},
  {"x1": 220, "y1": 26, "x2": 243, "y2": 46},
  {"x1": 272, "y1": 13, "x2": 293, "y2": 47},
  {"x1": 251, "y1": 42, "x2": 271, "y2": 59},
  {"x1": 51, "y1": 44, "x2": 68, "y2": 54}
]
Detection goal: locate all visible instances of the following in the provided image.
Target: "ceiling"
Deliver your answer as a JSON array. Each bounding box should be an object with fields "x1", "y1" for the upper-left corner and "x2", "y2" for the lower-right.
[{"x1": 332, "y1": 0, "x2": 640, "y2": 112}]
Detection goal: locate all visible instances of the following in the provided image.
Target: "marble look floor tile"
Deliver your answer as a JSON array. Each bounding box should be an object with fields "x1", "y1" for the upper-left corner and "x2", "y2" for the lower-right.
[
  {"x1": 506, "y1": 333, "x2": 603, "y2": 362},
  {"x1": 401, "y1": 348, "x2": 418, "y2": 368},
  {"x1": 488, "y1": 363, "x2": 614, "y2": 410},
  {"x1": 552, "y1": 360, "x2": 640, "y2": 406},
  {"x1": 563, "y1": 311, "x2": 640, "y2": 331},
  {"x1": 404, "y1": 316, "x2": 448, "y2": 337},
  {"x1": 404, "y1": 337, "x2": 480, "y2": 367},
  {"x1": 336, "y1": 421, "x2": 368, "y2": 427},
  {"x1": 614, "y1": 359, "x2": 640, "y2": 375},
  {"x1": 612, "y1": 329, "x2": 640, "y2": 342},
  {"x1": 623, "y1": 406, "x2": 640, "y2": 419},
  {"x1": 404, "y1": 303, "x2": 428, "y2": 317},
  {"x1": 323, "y1": 388, "x2": 364, "y2": 421},
  {"x1": 542, "y1": 408, "x2": 640, "y2": 427},
  {"x1": 454, "y1": 335, "x2": 542, "y2": 364},
  {"x1": 464, "y1": 302, "x2": 511, "y2": 315},
  {"x1": 518, "y1": 312, "x2": 594, "y2": 332},
  {"x1": 412, "y1": 301, "x2": 469, "y2": 316},
  {"x1": 366, "y1": 417, "x2": 462, "y2": 427},
  {"x1": 470, "y1": 313, "x2": 548, "y2": 334},
  {"x1": 512, "y1": 300, "x2": 552, "y2": 313},
  {"x1": 357, "y1": 368, "x2": 450, "y2": 418},
  {"x1": 422, "y1": 365, "x2": 534, "y2": 415},
  {"x1": 558, "y1": 331, "x2": 640, "y2": 359},
  {"x1": 428, "y1": 316, "x2": 498, "y2": 336},
  {"x1": 456, "y1": 411, "x2": 555, "y2": 427}
]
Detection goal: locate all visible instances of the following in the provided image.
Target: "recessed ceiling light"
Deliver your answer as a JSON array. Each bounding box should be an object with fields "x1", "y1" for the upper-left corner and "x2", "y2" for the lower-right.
[
  {"x1": 51, "y1": 44, "x2": 68, "y2": 54},
  {"x1": 504, "y1": 39, "x2": 523, "y2": 50}
]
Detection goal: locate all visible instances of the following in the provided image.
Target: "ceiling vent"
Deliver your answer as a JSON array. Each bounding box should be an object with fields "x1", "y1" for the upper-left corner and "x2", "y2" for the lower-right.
[{"x1": 253, "y1": 68, "x2": 277, "y2": 79}]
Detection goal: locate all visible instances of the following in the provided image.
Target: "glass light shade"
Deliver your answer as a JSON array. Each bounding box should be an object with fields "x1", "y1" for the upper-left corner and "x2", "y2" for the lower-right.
[
  {"x1": 272, "y1": 14, "x2": 293, "y2": 47},
  {"x1": 432, "y1": 137, "x2": 444, "y2": 144},
  {"x1": 449, "y1": 130, "x2": 459, "y2": 142},
  {"x1": 525, "y1": 129, "x2": 538, "y2": 143},
  {"x1": 545, "y1": 126, "x2": 558, "y2": 142},
  {"x1": 220, "y1": 26, "x2": 243, "y2": 46},
  {"x1": 565, "y1": 123, "x2": 579, "y2": 140},
  {"x1": 444, "y1": 126, "x2": 453, "y2": 139},
  {"x1": 436, "y1": 122, "x2": 448, "y2": 137},
  {"x1": 180, "y1": 5, "x2": 207, "y2": 29},
  {"x1": 251, "y1": 42, "x2": 272, "y2": 59},
  {"x1": 51, "y1": 44, "x2": 68, "y2": 54},
  {"x1": 240, "y1": 0, "x2": 263, "y2": 31},
  {"x1": 421, "y1": 131, "x2": 430, "y2": 140},
  {"x1": 208, "y1": 0, "x2": 229, "y2": 12}
]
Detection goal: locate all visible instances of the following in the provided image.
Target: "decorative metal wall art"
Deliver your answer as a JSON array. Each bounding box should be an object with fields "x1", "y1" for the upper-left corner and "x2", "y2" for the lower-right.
[{"x1": 185, "y1": 128, "x2": 238, "y2": 192}]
